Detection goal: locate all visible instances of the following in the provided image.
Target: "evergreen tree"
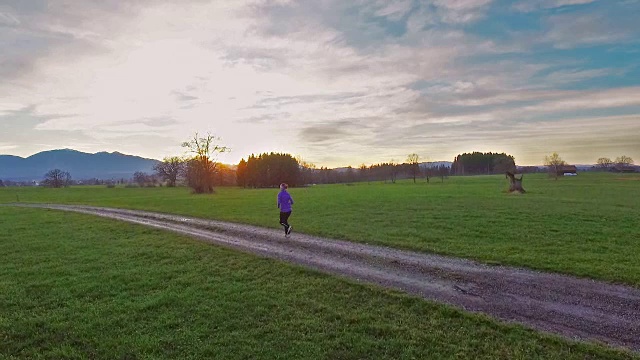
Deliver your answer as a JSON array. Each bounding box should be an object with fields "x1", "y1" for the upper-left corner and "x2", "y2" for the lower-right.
[{"x1": 238, "y1": 152, "x2": 301, "y2": 188}]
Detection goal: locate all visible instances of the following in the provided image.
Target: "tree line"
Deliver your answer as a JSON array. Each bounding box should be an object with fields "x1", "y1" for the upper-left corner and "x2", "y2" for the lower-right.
[
  {"x1": 234, "y1": 155, "x2": 451, "y2": 187},
  {"x1": 596, "y1": 156, "x2": 635, "y2": 170},
  {"x1": 14, "y1": 144, "x2": 635, "y2": 190}
]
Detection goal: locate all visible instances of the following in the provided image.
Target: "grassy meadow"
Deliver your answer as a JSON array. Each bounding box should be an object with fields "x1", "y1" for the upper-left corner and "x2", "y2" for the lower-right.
[
  {"x1": 1, "y1": 207, "x2": 636, "y2": 359},
  {"x1": 2, "y1": 172, "x2": 639, "y2": 286}
]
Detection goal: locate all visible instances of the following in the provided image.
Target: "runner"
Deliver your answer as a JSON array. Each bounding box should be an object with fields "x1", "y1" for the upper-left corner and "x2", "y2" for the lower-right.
[{"x1": 277, "y1": 183, "x2": 294, "y2": 236}]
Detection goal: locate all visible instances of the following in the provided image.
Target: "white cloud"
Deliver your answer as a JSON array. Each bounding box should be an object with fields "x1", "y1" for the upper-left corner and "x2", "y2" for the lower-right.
[
  {"x1": 0, "y1": 144, "x2": 19, "y2": 152},
  {"x1": 513, "y1": 0, "x2": 597, "y2": 12},
  {"x1": 0, "y1": 11, "x2": 20, "y2": 26},
  {"x1": 431, "y1": 0, "x2": 494, "y2": 23},
  {"x1": 433, "y1": 0, "x2": 493, "y2": 10},
  {"x1": 539, "y1": 67, "x2": 616, "y2": 85},
  {"x1": 373, "y1": 0, "x2": 414, "y2": 21},
  {"x1": 545, "y1": 13, "x2": 631, "y2": 48},
  {"x1": 520, "y1": 87, "x2": 640, "y2": 112}
]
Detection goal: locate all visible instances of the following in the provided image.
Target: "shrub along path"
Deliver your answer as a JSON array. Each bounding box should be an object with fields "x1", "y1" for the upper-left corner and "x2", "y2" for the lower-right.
[{"x1": 10, "y1": 203, "x2": 640, "y2": 353}]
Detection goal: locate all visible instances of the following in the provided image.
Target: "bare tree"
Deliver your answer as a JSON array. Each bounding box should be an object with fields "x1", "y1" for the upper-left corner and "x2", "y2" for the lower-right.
[
  {"x1": 596, "y1": 157, "x2": 613, "y2": 170},
  {"x1": 438, "y1": 164, "x2": 449, "y2": 183},
  {"x1": 43, "y1": 169, "x2": 71, "y2": 188},
  {"x1": 544, "y1": 152, "x2": 565, "y2": 180},
  {"x1": 424, "y1": 165, "x2": 433, "y2": 183},
  {"x1": 406, "y1": 153, "x2": 420, "y2": 183},
  {"x1": 133, "y1": 171, "x2": 150, "y2": 187},
  {"x1": 182, "y1": 132, "x2": 228, "y2": 194},
  {"x1": 389, "y1": 159, "x2": 398, "y2": 184},
  {"x1": 154, "y1": 156, "x2": 185, "y2": 187},
  {"x1": 358, "y1": 163, "x2": 369, "y2": 183},
  {"x1": 296, "y1": 155, "x2": 316, "y2": 186},
  {"x1": 615, "y1": 155, "x2": 634, "y2": 166}
]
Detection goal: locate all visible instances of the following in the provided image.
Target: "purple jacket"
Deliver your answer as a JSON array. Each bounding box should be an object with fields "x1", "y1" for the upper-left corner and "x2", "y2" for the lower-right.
[{"x1": 277, "y1": 190, "x2": 294, "y2": 212}]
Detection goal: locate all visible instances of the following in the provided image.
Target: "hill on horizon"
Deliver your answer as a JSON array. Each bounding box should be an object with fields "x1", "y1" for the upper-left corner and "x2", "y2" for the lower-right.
[{"x1": 0, "y1": 149, "x2": 160, "y2": 182}]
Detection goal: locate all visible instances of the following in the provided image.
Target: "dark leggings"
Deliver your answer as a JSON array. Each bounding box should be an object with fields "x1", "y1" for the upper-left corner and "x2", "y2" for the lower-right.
[{"x1": 279, "y1": 211, "x2": 291, "y2": 232}]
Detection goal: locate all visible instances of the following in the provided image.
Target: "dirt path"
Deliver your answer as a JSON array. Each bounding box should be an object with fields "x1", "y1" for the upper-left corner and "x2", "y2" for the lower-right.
[{"x1": 10, "y1": 204, "x2": 640, "y2": 352}]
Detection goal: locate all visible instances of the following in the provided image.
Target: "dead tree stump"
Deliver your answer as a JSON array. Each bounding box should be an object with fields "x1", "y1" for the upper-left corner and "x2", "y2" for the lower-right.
[{"x1": 506, "y1": 172, "x2": 526, "y2": 193}]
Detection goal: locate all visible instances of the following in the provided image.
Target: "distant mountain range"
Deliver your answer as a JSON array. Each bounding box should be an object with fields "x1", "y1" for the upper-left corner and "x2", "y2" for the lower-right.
[{"x1": 0, "y1": 149, "x2": 159, "y2": 181}]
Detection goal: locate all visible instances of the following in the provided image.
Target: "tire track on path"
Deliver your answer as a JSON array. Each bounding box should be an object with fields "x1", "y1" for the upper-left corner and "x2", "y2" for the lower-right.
[{"x1": 9, "y1": 204, "x2": 640, "y2": 352}]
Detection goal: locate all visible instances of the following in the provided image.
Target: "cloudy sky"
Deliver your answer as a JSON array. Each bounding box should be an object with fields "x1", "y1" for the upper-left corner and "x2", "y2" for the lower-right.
[{"x1": 1, "y1": 0, "x2": 639, "y2": 167}]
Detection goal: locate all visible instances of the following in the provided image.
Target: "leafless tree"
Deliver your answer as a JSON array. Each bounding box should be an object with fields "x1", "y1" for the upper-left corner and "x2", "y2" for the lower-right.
[
  {"x1": 424, "y1": 165, "x2": 433, "y2": 183},
  {"x1": 544, "y1": 152, "x2": 565, "y2": 180},
  {"x1": 154, "y1": 156, "x2": 185, "y2": 187},
  {"x1": 438, "y1": 165, "x2": 449, "y2": 183},
  {"x1": 43, "y1": 169, "x2": 71, "y2": 188},
  {"x1": 182, "y1": 132, "x2": 228, "y2": 194},
  {"x1": 615, "y1": 155, "x2": 634, "y2": 166},
  {"x1": 359, "y1": 163, "x2": 369, "y2": 183},
  {"x1": 296, "y1": 155, "x2": 316, "y2": 186},
  {"x1": 406, "y1": 153, "x2": 420, "y2": 183},
  {"x1": 596, "y1": 157, "x2": 613, "y2": 170},
  {"x1": 389, "y1": 159, "x2": 398, "y2": 184},
  {"x1": 133, "y1": 171, "x2": 150, "y2": 187}
]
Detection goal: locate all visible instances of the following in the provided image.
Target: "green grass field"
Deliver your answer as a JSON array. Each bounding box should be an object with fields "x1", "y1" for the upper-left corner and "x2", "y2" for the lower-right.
[
  {"x1": 1, "y1": 207, "x2": 636, "y2": 359},
  {"x1": 2, "y1": 172, "x2": 639, "y2": 286}
]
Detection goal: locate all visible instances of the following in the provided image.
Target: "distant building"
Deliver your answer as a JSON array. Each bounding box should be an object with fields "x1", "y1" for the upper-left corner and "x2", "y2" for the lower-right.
[
  {"x1": 557, "y1": 165, "x2": 578, "y2": 176},
  {"x1": 610, "y1": 165, "x2": 637, "y2": 173}
]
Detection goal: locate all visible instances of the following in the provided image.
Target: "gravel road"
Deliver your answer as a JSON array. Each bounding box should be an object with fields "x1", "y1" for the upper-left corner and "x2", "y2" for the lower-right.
[{"x1": 10, "y1": 204, "x2": 640, "y2": 352}]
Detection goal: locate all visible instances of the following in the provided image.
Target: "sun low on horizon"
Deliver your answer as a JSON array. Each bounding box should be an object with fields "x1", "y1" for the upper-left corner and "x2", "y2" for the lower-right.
[{"x1": 1, "y1": 0, "x2": 639, "y2": 168}]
